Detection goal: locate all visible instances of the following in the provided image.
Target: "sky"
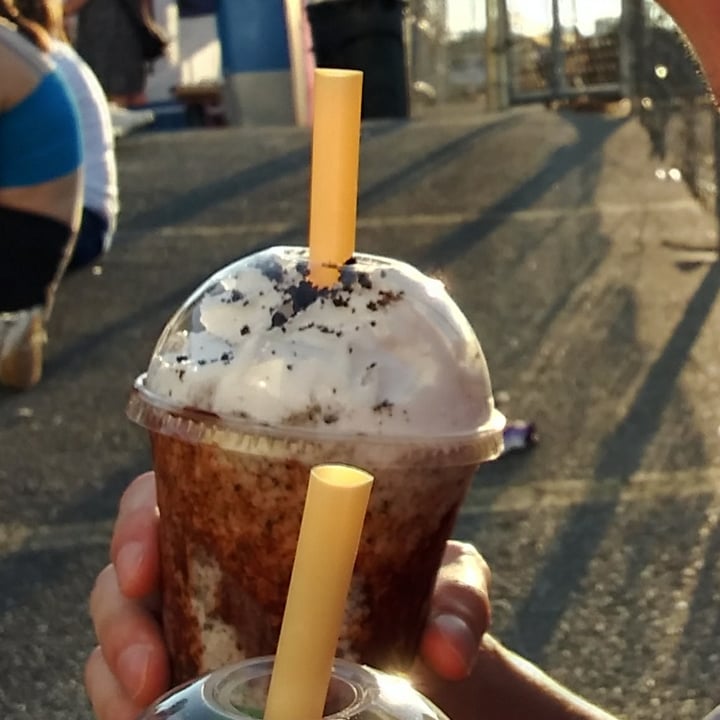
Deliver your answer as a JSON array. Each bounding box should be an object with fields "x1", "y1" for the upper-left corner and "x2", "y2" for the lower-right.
[{"x1": 447, "y1": 0, "x2": 622, "y2": 37}]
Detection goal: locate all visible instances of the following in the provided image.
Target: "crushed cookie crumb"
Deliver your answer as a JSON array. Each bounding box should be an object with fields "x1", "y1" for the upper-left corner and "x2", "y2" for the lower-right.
[
  {"x1": 260, "y1": 259, "x2": 284, "y2": 283},
  {"x1": 358, "y1": 272, "x2": 372, "y2": 289},
  {"x1": 271, "y1": 311, "x2": 288, "y2": 328},
  {"x1": 377, "y1": 290, "x2": 405, "y2": 307},
  {"x1": 373, "y1": 399, "x2": 394, "y2": 414},
  {"x1": 289, "y1": 280, "x2": 319, "y2": 313},
  {"x1": 340, "y1": 267, "x2": 357, "y2": 291},
  {"x1": 284, "y1": 403, "x2": 322, "y2": 425}
]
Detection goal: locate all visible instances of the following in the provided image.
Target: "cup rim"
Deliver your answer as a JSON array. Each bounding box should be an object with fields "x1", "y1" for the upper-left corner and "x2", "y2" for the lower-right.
[{"x1": 128, "y1": 373, "x2": 506, "y2": 463}]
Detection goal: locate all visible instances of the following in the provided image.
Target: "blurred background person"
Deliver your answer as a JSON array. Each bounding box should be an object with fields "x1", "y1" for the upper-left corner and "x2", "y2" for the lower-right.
[
  {"x1": 16, "y1": 0, "x2": 118, "y2": 271},
  {"x1": 64, "y1": 0, "x2": 147, "y2": 107},
  {"x1": 0, "y1": 0, "x2": 82, "y2": 388}
]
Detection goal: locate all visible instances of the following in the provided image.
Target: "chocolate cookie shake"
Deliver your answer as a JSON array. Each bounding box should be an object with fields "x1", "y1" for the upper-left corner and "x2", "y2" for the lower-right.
[{"x1": 128, "y1": 246, "x2": 505, "y2": 683}]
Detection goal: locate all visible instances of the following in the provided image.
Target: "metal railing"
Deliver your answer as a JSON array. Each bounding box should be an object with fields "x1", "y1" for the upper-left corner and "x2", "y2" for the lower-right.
[{"x1": 404, "y1": 0, "x2": 720, "y2": 234}]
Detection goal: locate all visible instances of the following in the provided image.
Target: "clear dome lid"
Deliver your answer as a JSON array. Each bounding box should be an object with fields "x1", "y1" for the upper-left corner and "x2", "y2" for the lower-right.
[
  {"x1": 138, "y1": 656, "x2": 451, "y2": 720},
  {"x1": 130, "y1": 246, "x2": 504, "y2": 461}
]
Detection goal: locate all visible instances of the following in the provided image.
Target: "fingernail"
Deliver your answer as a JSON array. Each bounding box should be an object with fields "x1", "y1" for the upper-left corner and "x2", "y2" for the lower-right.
[
  {"x1": 431, "y1": 613, "x2": 478, "y2": 674},
  {"x1": 117, "y1": 644, "x2": 152, "y2": 701},
  {"x1": 115, "y1": 541, "x2": 144, "y2": 584}
]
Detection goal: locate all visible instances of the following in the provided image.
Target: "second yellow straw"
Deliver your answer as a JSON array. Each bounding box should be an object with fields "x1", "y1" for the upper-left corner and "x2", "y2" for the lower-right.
[{"x1": 264, "y1": 464, "x2": 374, "y2": 720}]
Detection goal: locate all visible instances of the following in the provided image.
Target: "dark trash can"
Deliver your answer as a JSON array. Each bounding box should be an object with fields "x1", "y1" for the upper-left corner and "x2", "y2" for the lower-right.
[{"x1": 306, "y1": 0, "x2": 409, "y2": 119}]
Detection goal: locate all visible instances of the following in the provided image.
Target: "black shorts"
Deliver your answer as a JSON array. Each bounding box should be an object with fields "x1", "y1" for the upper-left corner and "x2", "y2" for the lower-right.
[
  {"x1": 0, "y1": 205, "x2": 73, "y2": 312},
  {"x1": 68, "y1": 206, "x2": 109, "y2": 272}
]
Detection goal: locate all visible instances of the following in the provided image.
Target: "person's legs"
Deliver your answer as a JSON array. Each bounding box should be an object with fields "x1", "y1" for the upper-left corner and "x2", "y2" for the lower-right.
[
  {"x1": 68, "y1": 206, "x2": 110, "y2": 272},
  {"x1": 0, "y1": 205, "x2": 75, "y2": 311},
  {"x1": 0, "y1": 205, "x2": 75, "y2": 389}
]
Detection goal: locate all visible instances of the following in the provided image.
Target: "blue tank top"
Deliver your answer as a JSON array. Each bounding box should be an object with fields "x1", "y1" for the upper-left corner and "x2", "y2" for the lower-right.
[{"x1": 0, "y1": 67, "x2": 82, "y2": 188}]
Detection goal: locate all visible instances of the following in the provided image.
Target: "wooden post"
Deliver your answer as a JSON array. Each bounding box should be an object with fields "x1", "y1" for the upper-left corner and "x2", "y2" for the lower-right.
[
  {"x1": 486, "y1": 0, "x2": 510, "y2": 110},
  {"x1": 550, "y1": 0, "x2": 564, "y2": 100}
]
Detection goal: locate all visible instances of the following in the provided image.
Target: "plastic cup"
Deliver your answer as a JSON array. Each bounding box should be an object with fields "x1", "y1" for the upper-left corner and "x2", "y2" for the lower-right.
[
  {"x1": 138, "y1": 655, "x2": 451, "y2": 720},
  {"x1": 128, "y1": 246, "x2": 504, "y2": 683}
]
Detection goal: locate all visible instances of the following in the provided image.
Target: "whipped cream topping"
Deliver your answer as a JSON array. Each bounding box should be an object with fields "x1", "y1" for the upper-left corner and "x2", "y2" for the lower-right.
[{"x1": 145, "y1": 247, "x2": 496, "y2": 437}]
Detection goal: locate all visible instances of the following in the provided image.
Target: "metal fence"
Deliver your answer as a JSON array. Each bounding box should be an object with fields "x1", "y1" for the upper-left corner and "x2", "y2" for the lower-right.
[
  {"x1": 405, "y1": 0, "x2": 627, "y2": 115},
  {"x1": 405, "y1": 0, "x2": 720, "y2": 231},
  {"x1": 505, "y1": 1, "x2": 622, "y2": 104},
  {"x1": 405, "y1": 0, "x2": 489, "y2": 117}
]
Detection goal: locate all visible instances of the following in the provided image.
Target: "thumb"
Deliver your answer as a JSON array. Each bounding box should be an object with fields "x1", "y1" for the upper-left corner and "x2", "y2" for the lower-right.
[{"x1": 419, "y1": 542, "x2": 492, "y2": 680}]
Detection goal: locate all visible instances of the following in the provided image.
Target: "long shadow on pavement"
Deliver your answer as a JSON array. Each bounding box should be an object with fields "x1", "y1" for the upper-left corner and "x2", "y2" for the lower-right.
[
  {"x1": 510, "y1": 262, "x2": 720, "y2": 663},
  {"x1": 122, "y1": 114, "x2": 517, "y2": 233},
  {"x1": 414, "y1": 113, "x2": 624, "y2": 272},
  {"x1": 356, "y1": 114, "x2": 521, "y2": 213},
  {"x1": 121, "y1": 121, "x2": 405, "y2": 232},
  {"x1": 431, "y1": 114, "x2": 625, "y2": 511}
]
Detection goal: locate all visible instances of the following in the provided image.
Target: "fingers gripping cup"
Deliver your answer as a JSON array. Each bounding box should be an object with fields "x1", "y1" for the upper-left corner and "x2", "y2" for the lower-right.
[{"x1": 127, "y1": 245, "x2": 505, "y2": 683}]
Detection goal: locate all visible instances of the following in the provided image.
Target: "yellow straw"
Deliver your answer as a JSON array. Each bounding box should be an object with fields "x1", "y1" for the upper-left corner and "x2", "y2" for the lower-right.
[
  {"x1": 264, "y1": 464, "x2": 374, "y2": 720},
  {"x1": 308, "y1": 69, "x2": 364, "y2": 287}
]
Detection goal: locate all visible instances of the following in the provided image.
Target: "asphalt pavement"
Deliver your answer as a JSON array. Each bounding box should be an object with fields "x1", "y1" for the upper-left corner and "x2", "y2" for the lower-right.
[{"x1": 2, "y1": 105, "x2": 720, "y2": 720}]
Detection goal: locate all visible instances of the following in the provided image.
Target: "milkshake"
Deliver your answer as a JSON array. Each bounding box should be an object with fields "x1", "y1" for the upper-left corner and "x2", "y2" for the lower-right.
[{"x1": 128, "y1": 245, "x2": 504, "y2": 683}]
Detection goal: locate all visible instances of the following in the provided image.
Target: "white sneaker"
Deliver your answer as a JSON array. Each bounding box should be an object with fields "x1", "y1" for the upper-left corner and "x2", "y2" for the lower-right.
[
  {"x1": 110, "y1": 104, "x2": 156, "y2": 138},
  {"x1": 0, "y1": 308, "x2": 46, "y2": 390}
]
